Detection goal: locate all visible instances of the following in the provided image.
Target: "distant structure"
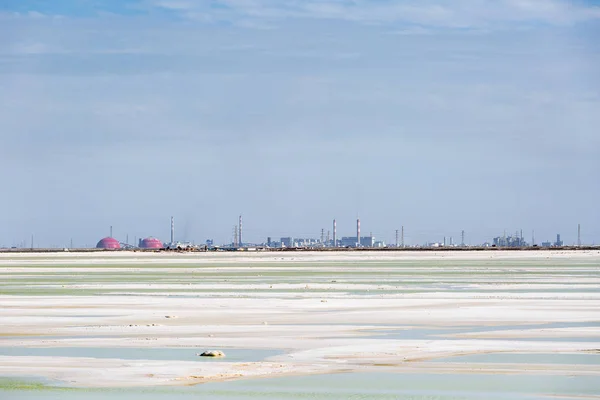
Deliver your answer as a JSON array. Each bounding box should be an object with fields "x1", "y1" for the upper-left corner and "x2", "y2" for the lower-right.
[
  {"x1": 578, "y1": 224, "x2": 581, "y2": 246},
  {"x1": 356, "y1": 219, "x2": 361, "y2": 247},
  {"x1": 401, "y1": 226, "x2": 404, "y2": 248},
  {"x1": 333, "y1": 219, "x2": 337, "y2": 247},
  {"x1": 340, "y1": 234, "x2": 375, "y2": 248},
  {"x1": 96, "y1": 237, "x2": 120, "y2": 249},
  {"x1": 395, "y1": 229, "x2": 399, "y2": 247},
  {"x1": 280, "y1": 237, "x2": 293, "y2": 247},
  {"x1": 170, "y1": 217, "x2": 174, "y2": 245},
  {"x1": 139, "y1": 237, "x2": 163, "y2": 249},
  {"x1": 360, "y1": 235, "x2": 374, "y2": 247},
  {"x1": 461, "y1": 230, "x2": 465, "y2": 246},
  {"x1": 493, "y1": 232, "x2": 528, "y2": 247},
  {"x1": 340, "y1": 237, "x2": 355, "y2": 247},
  {"x1": 555, "y1": 234, "x2": 564, "y2": 247},
  {"x1": 239, "y1": 215, "x2": 243, "y2": 247}
]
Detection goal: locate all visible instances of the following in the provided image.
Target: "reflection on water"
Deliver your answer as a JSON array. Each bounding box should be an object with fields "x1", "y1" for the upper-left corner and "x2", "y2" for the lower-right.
[{"x1": 2, "y1": 373, "x2": 599, "y2": 400}]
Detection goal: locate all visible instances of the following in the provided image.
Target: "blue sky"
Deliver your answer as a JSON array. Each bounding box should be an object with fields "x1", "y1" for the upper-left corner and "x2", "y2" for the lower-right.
[{"x1": 1, "y1": 0, "x2": 599, "y2": 247}]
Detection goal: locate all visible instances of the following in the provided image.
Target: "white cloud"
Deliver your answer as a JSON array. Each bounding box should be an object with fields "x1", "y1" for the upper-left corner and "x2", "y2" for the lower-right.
[
  {"x1": 0, "y1": 2, "x2": 598, "y2": 245},
  {"x1": 149, "y1": 0, "x2": 600, "y2": 28}
]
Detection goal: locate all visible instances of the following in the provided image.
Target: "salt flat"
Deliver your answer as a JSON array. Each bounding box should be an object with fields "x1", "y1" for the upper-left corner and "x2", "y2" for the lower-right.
[{"x1": 0, "y1": 250, "x2": 599, "y2": 389}]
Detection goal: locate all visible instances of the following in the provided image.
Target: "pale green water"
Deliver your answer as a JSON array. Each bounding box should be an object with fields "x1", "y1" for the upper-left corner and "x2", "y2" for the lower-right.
[
  {"x1": 0, "y1": 347, "x2": 281, "y2": 362},
  {"x1": 2, "y1": 255, "x2": 599, "y2": 398},
  {"x1": 1, "y1": 373, "x2": 599, "y2": 400},
  {"x1": 429, "y1": 353, "x2": 600, "y2": 364}
]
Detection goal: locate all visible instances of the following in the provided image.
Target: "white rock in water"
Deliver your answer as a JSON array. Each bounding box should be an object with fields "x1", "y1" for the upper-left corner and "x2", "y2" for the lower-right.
[{"x1": 198, "y1": 350, "x2": 226, "y2": 357}]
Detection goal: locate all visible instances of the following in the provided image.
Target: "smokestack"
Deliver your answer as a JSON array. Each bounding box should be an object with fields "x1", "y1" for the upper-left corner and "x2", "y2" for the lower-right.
[
  {"x1": 520, "y1": 229, "x2": 523, "y2": 245},
  {"x1": 239, "y1": 215, "x2": 243, "y2": 247},
  {"x1": 333, "y1": 219, "x2": 337, "y2": 248},
  {"x1": 401, "y1": 225, "x2": 404, "y2": 248},
  {"x1": 578, "y1": 223, "x2": 581, "y2": 246},
  {"x1": 357, "y1": 218, "x2": 360, "y2": 247},
  {"x1": 170, "y1": 216, "x2": 174, "y2": 244}
]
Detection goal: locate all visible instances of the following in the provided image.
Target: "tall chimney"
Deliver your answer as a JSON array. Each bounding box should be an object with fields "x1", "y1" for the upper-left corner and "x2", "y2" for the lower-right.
[
  {"x1": 333, "y1": 219, "x2": 337, "y2": 247},
  {"x1": 357, "y1": 218, "x2": 361, "y2": 247},
  {"x1": 239, "y1": 215, "x2": 243, "y2": 247},
  {"x1": 170, "y1": 216, "x2": 174, "y2": 244}
]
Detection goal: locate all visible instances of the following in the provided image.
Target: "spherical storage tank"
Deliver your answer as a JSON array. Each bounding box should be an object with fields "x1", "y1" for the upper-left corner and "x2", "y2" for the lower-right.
[
  {"x1": 96, "y1": 237, "x2": 121, "y2": 249},
  {"x1": 140, "y1": 237, "x2": 163, "y2": 249}
]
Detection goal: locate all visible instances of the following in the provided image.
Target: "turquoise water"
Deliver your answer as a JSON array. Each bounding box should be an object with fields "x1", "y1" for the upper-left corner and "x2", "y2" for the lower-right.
[
  {"x1": 3, "y1": 256, "x2": 600, "y2": 399},
  {"x1": 2, "y1": 373, "x2": 599, "y2": 400},
  {"x1": 430, "y1": 353, "x2": 600, "y2": 365},
  {"x1": 0, "y1": 347, "x2": 281, "y2": 363},
  {"x1": 365, "y1": 321, "x2": 600, "y2": 342}
]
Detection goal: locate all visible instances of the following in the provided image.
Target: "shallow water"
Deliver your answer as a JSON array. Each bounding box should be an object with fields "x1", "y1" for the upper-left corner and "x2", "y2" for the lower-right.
[
  {"x1": 2, "y1": 254, "x2": 600, "y2": 397},
  {"x1": 430, "y1": 353, "x2": 600, "y2": 364},
  {"x1": 0, "y1": 347, "x2": 281, "y2": 363},
  {"x1": 366, "y1": 321, "x2": 600, "y2": 342},
  {"x1": 2, "y1": 373, "x2": 599, "y2": 400}
]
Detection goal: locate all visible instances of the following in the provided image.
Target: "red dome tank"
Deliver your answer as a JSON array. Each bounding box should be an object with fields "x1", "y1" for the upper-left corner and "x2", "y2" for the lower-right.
[
  {"x1": 96, "y1": 237, "x2": 121, "y2": 249},
  {"x1": 140, "y1": 237, "x2": 163, "y2": 249}
]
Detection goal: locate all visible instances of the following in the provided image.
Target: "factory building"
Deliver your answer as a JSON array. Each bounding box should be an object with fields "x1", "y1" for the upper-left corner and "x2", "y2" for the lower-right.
[
  {"x1": 96, "y1": 237, "x2": 120, "y2": 249},
  {"x1": 493, "y1": 234, "x2": 527, "y2": 247},
  {"x1": 339, "y1": 236, "x2": 375, "y2": 248},
  {"x1": 555, "y1": 234, "x2": 564, "y2": 247},
  {"x1": 139, "y1": 237, "x2": 163, "y2": 249},
  {"x1": 280, "y1": 237, "x2": 293, "y2": 247},
  {"x1": 360, "y1": 236, "x2": 375, "y2": 247}
]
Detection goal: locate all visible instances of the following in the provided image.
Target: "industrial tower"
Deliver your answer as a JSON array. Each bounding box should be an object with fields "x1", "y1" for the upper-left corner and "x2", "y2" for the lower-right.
[
  {"x1": 333, "y1": 219, "x2": 337, "y2": 248},
  {"x1": 170, "y1": 217, "x2": 174, "y2": 245},
  {"x1": 238, "y1": 215, "x2": 243, "y2": 247}
]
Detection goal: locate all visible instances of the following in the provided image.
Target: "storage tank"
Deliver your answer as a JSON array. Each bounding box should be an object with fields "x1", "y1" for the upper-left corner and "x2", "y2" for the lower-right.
[
  {"x1": 96, "y1": 237, "x2": 120, "y2": 249},
  {"x1": 140, "y1": 237, "x2": 163, "y2": 249}
]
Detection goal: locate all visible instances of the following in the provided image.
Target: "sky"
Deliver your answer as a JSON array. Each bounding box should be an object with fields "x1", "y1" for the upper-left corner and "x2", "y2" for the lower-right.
[{"x1": 0, "y1": 0, "x2": 599, "y2": 248}]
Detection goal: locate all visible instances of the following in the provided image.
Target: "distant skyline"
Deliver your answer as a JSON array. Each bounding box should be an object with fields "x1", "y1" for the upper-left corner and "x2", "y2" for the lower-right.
[{"x1": 1, "y1": 1, "x2": 599, "y2": 247}]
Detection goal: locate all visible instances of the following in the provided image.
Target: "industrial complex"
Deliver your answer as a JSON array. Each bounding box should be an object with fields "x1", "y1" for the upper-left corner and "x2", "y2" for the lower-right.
[{"x1": 84, "y1": 216, "x2": 586, "y2": 252}]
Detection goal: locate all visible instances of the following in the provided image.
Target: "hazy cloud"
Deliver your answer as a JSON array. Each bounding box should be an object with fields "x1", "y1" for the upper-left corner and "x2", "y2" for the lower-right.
[
  {"x1": 0, "y1": 1, "x2": 598, "y2": 247},
  {"x1": 149, "y1": 0, "x2": 600, "y2": 27}
]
